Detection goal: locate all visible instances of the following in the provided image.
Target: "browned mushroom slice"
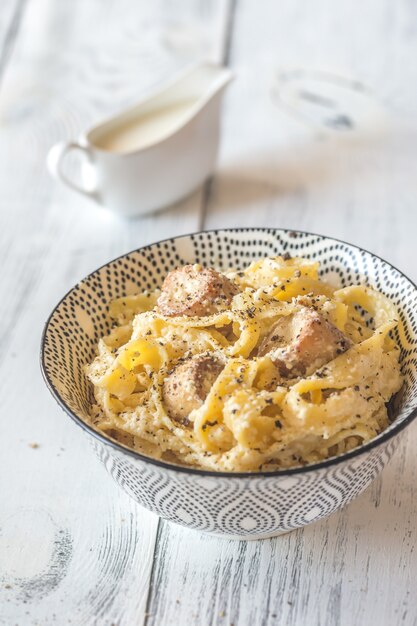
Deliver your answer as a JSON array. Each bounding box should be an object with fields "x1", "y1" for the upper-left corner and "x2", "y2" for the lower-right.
[
  {"x1": 258, "y1": 307, "x2": 352, "y2": 378},
  {"x1": 162, "y1": 354, "x2": 224, "y2": 426},
  {"x1": 157, "y1": 264, "x2": 238, "y2": 317}
]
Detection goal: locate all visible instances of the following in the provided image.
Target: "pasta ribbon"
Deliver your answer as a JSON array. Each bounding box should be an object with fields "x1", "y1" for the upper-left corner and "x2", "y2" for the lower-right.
[
  {"x1": 86, "y1": 256, "x2": 403, "y2": 472},
  {"x1": 118, "y1": 338, "x2": 166, "y2": 371},
  {"x1": 98, "y1": 365, "x2": 137, "y2": 400}
]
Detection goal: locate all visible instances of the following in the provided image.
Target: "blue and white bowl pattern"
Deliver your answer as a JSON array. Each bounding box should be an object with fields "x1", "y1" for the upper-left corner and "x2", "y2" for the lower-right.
[{"x1": 41, "y1": 229, "x2": 417, "y2": 539}]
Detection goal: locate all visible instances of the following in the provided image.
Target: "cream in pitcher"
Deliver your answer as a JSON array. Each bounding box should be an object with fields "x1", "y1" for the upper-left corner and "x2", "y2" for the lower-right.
[
  {"x1": 47, "y1": 63, "x2": 233, "y2": 217},
  {"x1": 94, "y1": 99, "x2": 198, "y2": 154}
]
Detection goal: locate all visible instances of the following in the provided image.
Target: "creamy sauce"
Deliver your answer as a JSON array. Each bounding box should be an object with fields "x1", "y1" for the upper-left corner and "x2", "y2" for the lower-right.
[{"x1": 93, "y1": 99, "x2": 196, "y2": 154}]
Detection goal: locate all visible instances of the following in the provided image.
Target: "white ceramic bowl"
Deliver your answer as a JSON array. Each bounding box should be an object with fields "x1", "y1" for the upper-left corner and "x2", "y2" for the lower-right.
[{"x1": 41, "y1": 229, "x2": 417, "y2": 540}]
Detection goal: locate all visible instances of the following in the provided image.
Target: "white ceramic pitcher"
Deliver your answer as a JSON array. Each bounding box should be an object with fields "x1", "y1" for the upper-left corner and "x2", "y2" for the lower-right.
[{"x1": 47, "y1": 63, "x2": 233, "y2": 217}]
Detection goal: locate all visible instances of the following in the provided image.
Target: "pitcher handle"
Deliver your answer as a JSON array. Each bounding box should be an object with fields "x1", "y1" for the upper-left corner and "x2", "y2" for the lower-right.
[{"x1": 47, "y1": 141, "x2": 97, "y2": 199}]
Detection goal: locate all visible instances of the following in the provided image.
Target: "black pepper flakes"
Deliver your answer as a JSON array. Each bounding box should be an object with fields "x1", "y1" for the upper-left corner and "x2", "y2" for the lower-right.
[{"x1": 202, "y1": 420, "x2": 218, "y2": 431}]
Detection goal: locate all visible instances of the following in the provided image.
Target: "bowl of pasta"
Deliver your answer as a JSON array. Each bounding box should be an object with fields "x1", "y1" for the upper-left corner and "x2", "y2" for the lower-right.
[{"x1": 41, "y1": 229, "x2": 417, "y2": 540}]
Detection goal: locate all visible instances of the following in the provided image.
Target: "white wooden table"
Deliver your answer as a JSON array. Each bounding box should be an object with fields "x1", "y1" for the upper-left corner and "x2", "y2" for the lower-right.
[{"x1": 1, "y1": 1, "x2": 417, "y2": 624}]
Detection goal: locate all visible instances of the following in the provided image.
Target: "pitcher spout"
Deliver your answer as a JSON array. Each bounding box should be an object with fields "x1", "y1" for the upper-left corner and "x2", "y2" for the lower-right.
[{"x1": 185, "y1": 62, "x2": 234, "y2": 110}]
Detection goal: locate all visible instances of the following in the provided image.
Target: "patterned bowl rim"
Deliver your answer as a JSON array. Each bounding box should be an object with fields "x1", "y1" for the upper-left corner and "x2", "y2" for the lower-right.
[{"x1": 40, "y1": 227, "x2": 417, "y2": 478}]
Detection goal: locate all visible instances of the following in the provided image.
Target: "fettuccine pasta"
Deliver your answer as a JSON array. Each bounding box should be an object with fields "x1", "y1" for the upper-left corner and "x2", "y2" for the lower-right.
[{"x1": 85, "y1": 256, "x2": 403, "y2": 472}]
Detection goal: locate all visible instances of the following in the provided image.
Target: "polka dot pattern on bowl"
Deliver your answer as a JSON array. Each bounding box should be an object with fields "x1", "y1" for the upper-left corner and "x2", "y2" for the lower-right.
[{"x1": 41, "y1": 229, "x2": 417, "y2": 538}]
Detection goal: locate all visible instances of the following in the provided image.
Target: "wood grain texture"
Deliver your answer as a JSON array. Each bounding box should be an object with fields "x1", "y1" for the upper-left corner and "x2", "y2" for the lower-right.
[
  {"x1": 0, "y1": 1, "x2": 230, "y2": 625},
  {"x1": 0, "y1": 0, "x2": 25, "y2": 82},
  {"x1": 147, "y1": 435, "x2": 417, "y2": 626},
  {"x1": 1, "y1": 0, "x2": 417, "y2": 625},
  {"x1": 146, "y1": 1, "x2": 417, "y2": 625}
]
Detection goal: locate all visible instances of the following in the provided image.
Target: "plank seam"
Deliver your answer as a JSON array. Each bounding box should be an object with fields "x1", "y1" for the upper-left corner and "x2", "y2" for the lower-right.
[
  {"x1": 221, "y1": 0, "x2": 237, "y2": 66},
  {"x1": 143, "y1": 519, "x2": 163, "y2": 626},
  {"x1": 200, "y1": 0, "x2": 238, "y2": 231},
  {"x1": 198, "y1": 175, "x2": 214, "y2": 231},
  {"x1": 0, "y1": 0, "x2": 28, "y2": 88}
]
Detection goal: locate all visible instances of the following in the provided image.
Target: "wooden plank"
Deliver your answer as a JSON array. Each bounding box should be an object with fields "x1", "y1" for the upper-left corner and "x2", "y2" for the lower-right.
[
  {"x1": 0, "y1": 1, "x2": 230, "y2": 625},
  {"x1": 147, "y1": 435, "x2": 417, "y2": 626},
  {"x1": 146, "y1": 1, "x2": 417, "y2": 625},
  {"x1": 206, "y1": 0, "x2": 417, "y2": 273},
  {"x1": 0, "y1": 0, "x2": 24, "y2": 79}
]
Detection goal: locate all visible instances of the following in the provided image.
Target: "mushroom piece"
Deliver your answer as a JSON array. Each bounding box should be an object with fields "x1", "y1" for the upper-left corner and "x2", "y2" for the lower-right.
[
  {"x1": 258, "y1": 307, "x2": 352, "y2": 378},
  {"x1": 157, "y1": 264, "x2": 238, "y2": 317},
  {"x1": 162, "y1": 354, "x2": 224, "y2": 426}
]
